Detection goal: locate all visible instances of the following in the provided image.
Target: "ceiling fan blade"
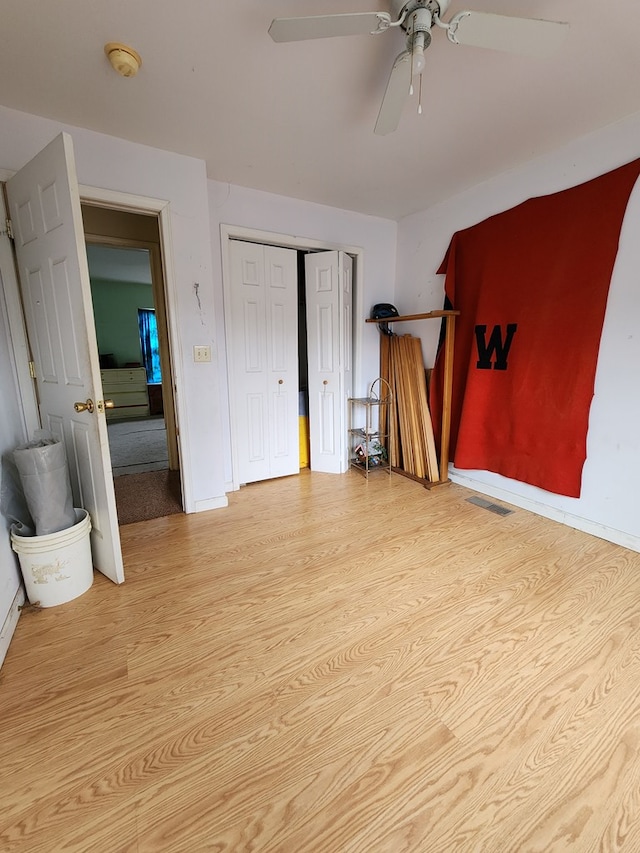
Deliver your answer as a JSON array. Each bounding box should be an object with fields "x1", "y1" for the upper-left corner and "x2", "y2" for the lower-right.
[
  {"x1": 374, "y1": 51, "x2": 411, "y2": 136},
  {"x1": 447, "y1": 12, "x2": 569, "y2": 57},
  {"x1": 269, "y1": 12, "x2": 390, "y2": 43}
]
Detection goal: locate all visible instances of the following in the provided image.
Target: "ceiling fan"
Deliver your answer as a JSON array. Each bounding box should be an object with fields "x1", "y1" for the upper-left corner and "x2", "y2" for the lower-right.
[{"x1": 268, "y1": 1, "x2": 569, "y2": 135}]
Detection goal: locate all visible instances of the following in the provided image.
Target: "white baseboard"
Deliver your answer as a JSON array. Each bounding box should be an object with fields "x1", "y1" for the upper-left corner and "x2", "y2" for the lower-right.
[
  {"x1": 0, "y1": 585, "x2": 26, "y2": 670},
  {"x1": 193, "y1": 495, "x2": 229, "y2": 513},
  {"x1": 450, "y1": 472, "x2": 640, "y2": 554}
]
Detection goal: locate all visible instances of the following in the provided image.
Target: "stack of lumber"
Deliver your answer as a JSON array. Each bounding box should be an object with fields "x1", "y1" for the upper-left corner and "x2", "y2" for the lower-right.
[{"x1": 380, "y1": 333, "x2": 439, "y2": 482}]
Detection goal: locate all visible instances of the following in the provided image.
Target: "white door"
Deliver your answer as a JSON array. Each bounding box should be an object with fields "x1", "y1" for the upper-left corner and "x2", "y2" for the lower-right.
[
  {"x1": 6, "y1": 133, "x2": 124, "y2": 583},
  {"x1": 305, "y1": 251, "x2": 353, "y2": 474},
  {"x1": 229, "y1": 240, "x2": 299, "y2": 484}
]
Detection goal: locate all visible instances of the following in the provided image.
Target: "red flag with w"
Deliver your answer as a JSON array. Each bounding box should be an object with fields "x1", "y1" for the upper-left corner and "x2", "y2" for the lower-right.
[{"x1": 430, "y1": 160, "x2": 640, "y2": 497}]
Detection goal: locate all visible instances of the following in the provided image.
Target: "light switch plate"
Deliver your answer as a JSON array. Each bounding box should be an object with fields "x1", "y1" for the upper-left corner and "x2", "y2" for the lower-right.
[{"x1": 193, "y1": 345, "x2": 211, "y2": 363}]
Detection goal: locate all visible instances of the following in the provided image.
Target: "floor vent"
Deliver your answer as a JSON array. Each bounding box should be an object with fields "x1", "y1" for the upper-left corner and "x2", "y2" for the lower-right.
[{"x1": 466, "y1": 496, "x2": 514, "y2": 516}]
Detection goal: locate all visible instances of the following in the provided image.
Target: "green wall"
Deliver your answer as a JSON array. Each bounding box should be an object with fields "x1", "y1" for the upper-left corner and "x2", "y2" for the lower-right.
[{"x1": 90, "y1": 278, "x2": 154, "y2": 368}]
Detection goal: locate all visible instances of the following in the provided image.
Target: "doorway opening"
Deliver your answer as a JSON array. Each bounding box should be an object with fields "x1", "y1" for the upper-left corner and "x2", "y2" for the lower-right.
[{"x1": 82, "y1": 204, "x2": 182, "y2": 524}]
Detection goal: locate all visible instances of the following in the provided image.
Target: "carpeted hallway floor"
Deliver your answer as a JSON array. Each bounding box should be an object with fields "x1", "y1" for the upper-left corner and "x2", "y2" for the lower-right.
[
  {"x1": 107, "y1": 418, "x2": 182, "y2": 524},
  {"x1": 113, "y1": 468, "x2": 182, "y2": 525}
]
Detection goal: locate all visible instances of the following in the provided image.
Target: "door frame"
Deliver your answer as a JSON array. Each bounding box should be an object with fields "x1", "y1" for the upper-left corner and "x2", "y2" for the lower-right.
[
  {"x1": 79, "y1": 185, "x2": 190, "y2": 510},
  {"x1": 221, "y1": 224, "x2": 364, "y2": 491}
]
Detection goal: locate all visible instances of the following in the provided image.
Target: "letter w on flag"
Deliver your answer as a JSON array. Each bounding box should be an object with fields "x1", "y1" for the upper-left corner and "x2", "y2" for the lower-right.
[{"x1": 475, "y1": 324, "x2": 517, "y2": 370}]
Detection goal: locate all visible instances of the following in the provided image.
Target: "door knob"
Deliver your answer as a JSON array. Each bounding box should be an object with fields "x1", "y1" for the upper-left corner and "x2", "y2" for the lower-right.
[
  {"x1": 278, "y1": 379, "x2": 284, "y2": 385},
  {"x1": 323, "y1": 380, "x2": 328, "y2": 385},
  {"x1": 74, "y1": 399, "x2": 94, "y2": 414},
  {"x1": 96, "y1": 399, "x2": 115, "y2": 414}
]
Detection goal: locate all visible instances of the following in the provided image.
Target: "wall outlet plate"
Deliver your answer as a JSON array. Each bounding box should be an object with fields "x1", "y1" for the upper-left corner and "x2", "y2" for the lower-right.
[{"x1": 193, "y1": 345, "x2": 211, "y2": 363}]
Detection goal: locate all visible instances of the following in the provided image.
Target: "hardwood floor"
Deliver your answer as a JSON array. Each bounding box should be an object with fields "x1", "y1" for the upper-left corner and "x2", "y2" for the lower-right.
[{"x1": 2, "y1": 471, "x2": 640, "y2": 852}]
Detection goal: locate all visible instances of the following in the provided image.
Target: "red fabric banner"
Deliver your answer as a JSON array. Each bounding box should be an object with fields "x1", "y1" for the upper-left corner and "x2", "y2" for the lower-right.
[{"x1": 430, "y1": 160, "x2": 640, "y2": 497}]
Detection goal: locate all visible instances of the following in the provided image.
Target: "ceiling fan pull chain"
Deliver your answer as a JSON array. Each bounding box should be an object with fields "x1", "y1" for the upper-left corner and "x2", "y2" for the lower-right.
[{"x1": 418, "y1": 73, "x2": 423, "y2": 115}]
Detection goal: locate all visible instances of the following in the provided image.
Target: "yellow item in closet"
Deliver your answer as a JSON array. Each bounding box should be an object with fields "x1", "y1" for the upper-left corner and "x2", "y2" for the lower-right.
[{"x1": 298, "y1": 416, "x2": 309, "y2": 468}]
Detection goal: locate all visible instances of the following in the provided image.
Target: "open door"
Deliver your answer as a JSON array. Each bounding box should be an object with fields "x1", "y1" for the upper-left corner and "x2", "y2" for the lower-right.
[
  {"x1": 6, "y1": 132, "x2": 124, "y2": 584},
  {"x1": 305, "y1": 250, "x2": 353, "y2": 474}
]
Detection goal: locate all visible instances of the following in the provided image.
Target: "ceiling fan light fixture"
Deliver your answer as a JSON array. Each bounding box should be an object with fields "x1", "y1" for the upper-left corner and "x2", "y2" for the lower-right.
[
  {"x1": 407, "y1": 7, "x2": 432, "y2": 77},
  {"x1": 104, "y1": 42, "x2": 142, "y2": 78},
  {"x1": 411, "y1": 32, "x2": 427, "y2": 76}
]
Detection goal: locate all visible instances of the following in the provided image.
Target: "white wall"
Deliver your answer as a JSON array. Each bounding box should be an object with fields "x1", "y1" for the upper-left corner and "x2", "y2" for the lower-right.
[
  {"x1": 0, "y1": 104, "x2": 227, "y2": 513},
  {"x1": 396, "y1": 111, "x2": 640, "y2": 550},
  {"x1": 207, "y1": 181, "x2": 397, "y2": 486}
]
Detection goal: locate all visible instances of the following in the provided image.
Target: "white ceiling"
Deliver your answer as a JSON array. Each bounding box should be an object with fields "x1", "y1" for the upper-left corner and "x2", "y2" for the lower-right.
[
  {"x1": 2, "y1": 1, "x2": 640, "y2": 220},
  {"x1": 85, "y1": 245, "x2": 152, "y2": 285}
]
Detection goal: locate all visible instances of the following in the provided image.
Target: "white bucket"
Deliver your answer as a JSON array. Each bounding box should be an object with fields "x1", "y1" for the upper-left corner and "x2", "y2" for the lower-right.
[{"x1": 11, "y1": 508, "x2": 93, "y2": 608}]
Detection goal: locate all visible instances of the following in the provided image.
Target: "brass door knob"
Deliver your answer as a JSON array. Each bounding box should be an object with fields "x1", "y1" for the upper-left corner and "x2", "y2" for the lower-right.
[
  {"x1": 278, "y1": 379, "x2": 284, "y2": 385},
  {"x1": 74, "y1": 399, "x2": 94, "y2": 414},
  {"x1": 323, "y1": 380, "x2": 329, "y2": 385},
  {"x1": 97, "y1": 399, "x2": 115, "y2": 414}
]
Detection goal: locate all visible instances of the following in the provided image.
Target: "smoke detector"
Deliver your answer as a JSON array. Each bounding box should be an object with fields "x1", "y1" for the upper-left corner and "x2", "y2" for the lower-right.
[{"x1": 104, "y1": 43, "x2": 142, "y2": 78}]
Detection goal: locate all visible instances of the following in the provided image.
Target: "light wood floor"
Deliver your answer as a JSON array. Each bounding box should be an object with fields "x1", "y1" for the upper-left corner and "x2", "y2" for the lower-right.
[{"x1": 2, "y1": 471, "x2": 640, "y2": 852}]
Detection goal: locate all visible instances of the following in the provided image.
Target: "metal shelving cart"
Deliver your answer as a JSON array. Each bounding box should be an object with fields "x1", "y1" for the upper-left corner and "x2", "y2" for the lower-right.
[{"x1": 348, "y1": 377, "x2": 393, "y2": 478}]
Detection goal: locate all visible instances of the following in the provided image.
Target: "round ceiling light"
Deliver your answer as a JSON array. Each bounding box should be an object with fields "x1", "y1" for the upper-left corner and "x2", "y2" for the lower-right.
[{"x1": 104, "y1": 42, "x2": 142, "y2": 78}]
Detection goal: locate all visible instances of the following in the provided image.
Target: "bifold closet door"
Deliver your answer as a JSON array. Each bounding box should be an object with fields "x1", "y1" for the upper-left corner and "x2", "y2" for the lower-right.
[
  {"x1": 229, "y1": 240, "x2": 299, "y2": 484},
  {"x1": 305, "y1": 250, "x2": 353, "y2": 474}
]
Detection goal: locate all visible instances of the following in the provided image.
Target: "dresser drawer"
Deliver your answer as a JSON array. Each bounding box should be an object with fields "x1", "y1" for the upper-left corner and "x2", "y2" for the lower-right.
[
  {"x1": 107, "y1": 404, "x2": 150, "y2": 421},
  {"x1": 101, "y1": 368, "x2": 148, "y2": 388},
  {"x1": 110, "y1": 390, "x2": 150, "y2": 407},
  {"x1": 101, "y1": 368, "x2": 150, "y2": 420}
]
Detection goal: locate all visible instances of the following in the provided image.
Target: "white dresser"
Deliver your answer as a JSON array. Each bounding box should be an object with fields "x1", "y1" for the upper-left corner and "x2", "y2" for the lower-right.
[{"x1": 100, "y1": 368, "x2": 150, "y2": 421}]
